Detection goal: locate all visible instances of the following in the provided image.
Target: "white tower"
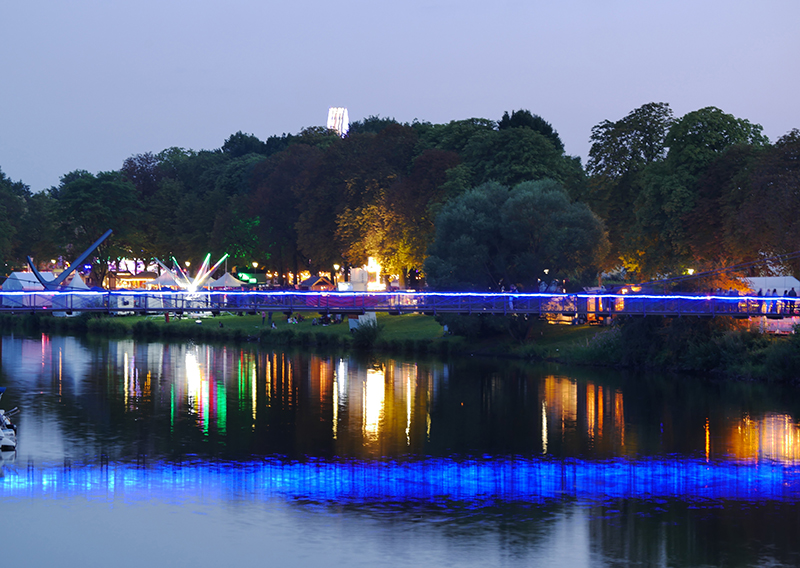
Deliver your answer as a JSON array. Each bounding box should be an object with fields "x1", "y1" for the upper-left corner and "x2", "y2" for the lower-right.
[{"x1": 326, "y1": 107, "x2": 350, "y2": 137}]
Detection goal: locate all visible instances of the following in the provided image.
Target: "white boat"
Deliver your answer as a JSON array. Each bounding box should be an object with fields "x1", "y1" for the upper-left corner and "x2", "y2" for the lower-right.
[{"x1": 0, "y1": 387, "x2": 17, "y2": 451}]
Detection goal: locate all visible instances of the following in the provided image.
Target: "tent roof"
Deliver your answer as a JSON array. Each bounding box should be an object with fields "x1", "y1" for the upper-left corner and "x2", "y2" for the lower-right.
[
  {"x1": 63, "y1": 273, "x2": 89, "y2": 289},
  {"x1": 209, "y1": 272, "x2": 244, "y2": 288},
  {"x1": 300, "y1": 276, "x2": 333, "y2": 287},
  {"x1": 148, "y1": 271, "x2": 183, "y2": 288},
  {"x1": 2, "y1": 271, "x2": 54, "y2": 290},
  {"x1": 745, "y1": 276, "x2": 800, "y2": 294}
]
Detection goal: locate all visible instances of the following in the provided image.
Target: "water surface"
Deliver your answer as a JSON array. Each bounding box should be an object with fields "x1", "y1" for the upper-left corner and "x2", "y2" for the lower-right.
[{"x1": 2, "y1": 333, "x2": 799, "y2": 567}]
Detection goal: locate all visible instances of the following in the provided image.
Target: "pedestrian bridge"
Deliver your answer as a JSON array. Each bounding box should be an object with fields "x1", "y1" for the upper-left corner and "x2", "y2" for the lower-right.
[{"x1": 0, "y1": 290, "x2": 795, "y2": 319}]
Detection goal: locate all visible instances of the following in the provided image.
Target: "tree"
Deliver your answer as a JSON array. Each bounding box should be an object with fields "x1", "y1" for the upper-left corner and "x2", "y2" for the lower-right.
[
  {"x1": 51, "y1": 170, "x2": 140, "y2": 284},
  {"x1": 249, "y1": 144, "x2": 323, "y2": 284},
  {"x1": 417, "y1": 118, "x2": 496, "y2": 155},
  {"x1": 425, "y1": 179, "x2": 608, "y2": 341},
  {"x1": 0, "y1": 168, "x2": 30, "y2": 272},
  {"x1": 22, "y1": 190, "x2": 59, "y2": 268},
  {"x1": 348, "y1": 115, "x2": 401, "y2": 135},
  {"x1": 736, "y1": 130, "x2": 800, "y2": 271},
  {"x1": 121, "y1": 152, "x2": 163, "y2": 199},
  {"x1": 585, "y1": 102, "x2": 674, "y2": 269},
  {"x1": 221, "y1": 131, "x2": 269, "y2": 158},
  {"x1": 587, "y1": 102, "x2": 674, "y2": 179},
  {"x1": 498, "y1": 109, "x2": 564, "y2": 153},
  {"x1": 664, "y1": 107, "x2": 769, "y2": 178},
  {"x1": 332, "y1": 124, "x2": 419, "y2": 269},
  {"x1": 627, "y1": 107, "x2": 769, "y2": 278},
  {"x1": 425, "y1": 179, "x2": 608, "y2": 291},
  {"x1": 684, "y1": 144, "x2": 764, "y2": 268},
  {"x1": 365, "y1": 148, "x2": 461, "y2": 285},
  {"x1": 462, "y1": 127, "x2": 580, "y2": 188}
]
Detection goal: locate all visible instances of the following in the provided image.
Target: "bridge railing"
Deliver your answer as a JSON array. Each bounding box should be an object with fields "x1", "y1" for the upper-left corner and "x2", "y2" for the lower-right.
[{"x1": 0, "y1": 290, "x2": 796, "y2": 318}]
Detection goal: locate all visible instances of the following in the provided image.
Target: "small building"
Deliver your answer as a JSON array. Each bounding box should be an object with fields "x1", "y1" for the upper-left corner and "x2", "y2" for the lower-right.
[
  {"x1": 107, "y1": 271, "x2": 157, "y2": 289},
  {"x1": 299, "y1": 276, "x2": 334, "y2": 291}
]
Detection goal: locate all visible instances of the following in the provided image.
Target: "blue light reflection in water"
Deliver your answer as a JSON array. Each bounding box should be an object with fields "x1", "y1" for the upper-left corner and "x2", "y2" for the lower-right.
[{"x1": 3, "y1": 457, "x2": 799, "y2": 504}]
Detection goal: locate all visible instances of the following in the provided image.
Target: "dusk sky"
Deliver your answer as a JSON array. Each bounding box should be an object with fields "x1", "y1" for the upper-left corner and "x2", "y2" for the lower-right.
[{"x1": 1, "y1": 0, "x2": 798, "y2": 192}]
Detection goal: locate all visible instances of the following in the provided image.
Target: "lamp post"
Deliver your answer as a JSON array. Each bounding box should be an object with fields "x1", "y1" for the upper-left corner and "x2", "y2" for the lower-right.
[{"x1": 333, "y1": 264, "x2": 340, "y2": 287}]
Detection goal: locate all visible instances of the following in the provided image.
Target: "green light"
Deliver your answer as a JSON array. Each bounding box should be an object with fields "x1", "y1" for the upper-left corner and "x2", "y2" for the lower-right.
[{"x1": 217, "y1": 379, "x2": 227, "y2": 436}]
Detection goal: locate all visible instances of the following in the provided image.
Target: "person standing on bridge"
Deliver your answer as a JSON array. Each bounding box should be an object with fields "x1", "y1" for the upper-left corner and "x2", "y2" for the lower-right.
[{"x1": 789, "y1": 287, "x2": 797, "y2": 315}]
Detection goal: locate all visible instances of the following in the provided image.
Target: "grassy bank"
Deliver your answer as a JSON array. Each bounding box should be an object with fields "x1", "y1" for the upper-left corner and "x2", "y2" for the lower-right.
[{"x1": 0, "y1": 312, "x2": 466, "y2": 356}]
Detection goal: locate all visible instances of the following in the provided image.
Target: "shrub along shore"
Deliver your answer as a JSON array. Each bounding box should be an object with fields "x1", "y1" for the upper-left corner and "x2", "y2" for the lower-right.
[{"x1": 1, "y1": 312, "x2": 798, "y2": 383}]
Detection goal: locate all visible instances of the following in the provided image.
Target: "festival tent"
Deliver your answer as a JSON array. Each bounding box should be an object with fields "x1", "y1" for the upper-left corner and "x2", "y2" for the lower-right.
[
  {"x1": 1, "y1": 271, "x2": 55, "y2": 308},
  {"x1": 147, "y1": 271, "x2": 183, "y2": 289},
  {"x1": 64, "y1": 273, "x2": 89, "y2": 289},
  {"x1": 2, "y1": 271, "x2": 54, "y2": 290},
  {"x1": 52, "y1": 273, "x2": 107, "y2": 313},
  {"x1": 745, "y1": 276, "x2": 800, "y2": 295},
  {"x1": 208, "y1": 272, "x2": 244, "y2": 289}
]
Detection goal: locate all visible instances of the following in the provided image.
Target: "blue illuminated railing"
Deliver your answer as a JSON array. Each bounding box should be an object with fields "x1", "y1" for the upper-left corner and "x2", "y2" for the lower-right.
[
  {"x1": 2, "y1": 457, "x2": 799, "y2": 503},
  {"x1": 0, "y1": 290, "x2": 795, "y2": 318}
]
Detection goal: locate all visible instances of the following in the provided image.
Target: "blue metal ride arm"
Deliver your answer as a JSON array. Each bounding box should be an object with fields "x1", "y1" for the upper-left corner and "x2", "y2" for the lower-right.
[{"x1": 27, "y1": 229, "x2": 113, "y2": 290}]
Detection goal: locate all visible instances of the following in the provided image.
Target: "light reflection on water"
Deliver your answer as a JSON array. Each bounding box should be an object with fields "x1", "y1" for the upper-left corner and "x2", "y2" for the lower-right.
[
  {"x1": 2, "y1": 457, "x2": 799, "y2": 503},
  {"x1": 7, "y1": 333, "x2": 800, "y2": 464},
  {"x1": 3, "y1": 332, "x2": 800, "y2": 566}
]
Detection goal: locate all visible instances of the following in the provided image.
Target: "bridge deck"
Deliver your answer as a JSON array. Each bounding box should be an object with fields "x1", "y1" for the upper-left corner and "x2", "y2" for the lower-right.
[{"x1": 0, "y1": 290, "x2": 795, "y2": 319}]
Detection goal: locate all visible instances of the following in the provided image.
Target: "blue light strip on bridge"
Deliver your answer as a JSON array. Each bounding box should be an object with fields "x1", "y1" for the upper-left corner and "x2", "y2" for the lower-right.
[{"x1": 0, "y1": 290, "x2": 777, "y2": 302}]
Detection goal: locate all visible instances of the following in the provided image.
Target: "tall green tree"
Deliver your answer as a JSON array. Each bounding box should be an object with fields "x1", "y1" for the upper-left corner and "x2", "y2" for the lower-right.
[
  {"x1": 425, "y1": 179, "x2": 608, "y2": 291},
  {"x1": 498, "y1": 109, "x2": 564, "y2": 153},
  {"x1": 221, "y1": 131, "x2": 269, "y2": 158},
  {"x1": 462, "y1": 127, "x2": 575, "y2": 187},
  {"x1": 586, "y1": 102, "x2": 674, "y2": 269},
  {"x1": 0, "y1": 168, "x2": 31, "y2": 272},
  {"x1": 51, "y1": 170, "x2": 140, "y2": 284},
  {"x1": 736, "y1": 130, "x2": 800, "y2": 271},
  {"x1": 628, "y1": 107, "x2": 769, "y2": 278},
  {"x1": 684, "y1": 144, "x2": 764, "y2": 268},
  {"x1": 249, "y1": 144, "x2": 323, "y2": 284}
]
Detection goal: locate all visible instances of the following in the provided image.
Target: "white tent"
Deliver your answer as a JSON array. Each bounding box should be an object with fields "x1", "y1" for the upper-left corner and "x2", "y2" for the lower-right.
[
  {"x1": 148, "y1": 271, "x2": 183, "y2": 289},
  {"x1": 64, "y1": 273, "x2": 89, "y2": 289},
  {"x1": 2, "y1": 272, "x2": 55, "y2": 308},
  {"x1": 209, "y1": 272, "x2": 244, "y2": 288},
  {"x1": 2, "y1": 271, "x2": 54, "y2": 290},
  {"x1": 745, "y1": 276, "x2": 800, "y2": 295}
]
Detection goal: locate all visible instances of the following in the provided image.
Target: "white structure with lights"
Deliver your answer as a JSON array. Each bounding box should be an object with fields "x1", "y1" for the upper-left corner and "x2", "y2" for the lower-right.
[{"x1": 327, "y1": 107, "x2": 349, "y2": 137}]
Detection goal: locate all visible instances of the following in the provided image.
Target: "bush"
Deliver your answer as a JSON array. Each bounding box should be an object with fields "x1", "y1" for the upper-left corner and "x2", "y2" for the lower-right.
[{"x1": 352, "y1": 320, "x2": 382, "y2": 350}]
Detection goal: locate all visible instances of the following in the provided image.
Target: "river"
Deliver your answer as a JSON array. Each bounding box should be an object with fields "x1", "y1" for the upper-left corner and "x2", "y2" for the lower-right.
[{"x1": 1, "y1": 332, "x2": 799, "y2": 567}]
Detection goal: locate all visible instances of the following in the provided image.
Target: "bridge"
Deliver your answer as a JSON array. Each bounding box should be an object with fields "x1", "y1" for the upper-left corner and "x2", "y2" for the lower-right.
[{"x1": 0, "y1": 290, "x2": 795, "y2": 319}]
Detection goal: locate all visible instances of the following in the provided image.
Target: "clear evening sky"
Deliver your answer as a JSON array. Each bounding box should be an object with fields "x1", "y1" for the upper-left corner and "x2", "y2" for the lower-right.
[{"x1": 1, "y1": 0, "x2": 797, "y2": 192}]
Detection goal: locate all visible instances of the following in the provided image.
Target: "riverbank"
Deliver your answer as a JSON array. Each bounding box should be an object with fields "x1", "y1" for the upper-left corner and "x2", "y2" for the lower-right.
[{"x1": 561, "y1": 316, "x2": 800, "y2": 383}]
